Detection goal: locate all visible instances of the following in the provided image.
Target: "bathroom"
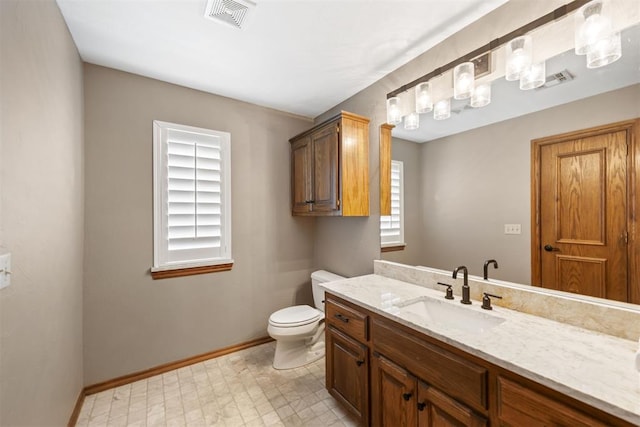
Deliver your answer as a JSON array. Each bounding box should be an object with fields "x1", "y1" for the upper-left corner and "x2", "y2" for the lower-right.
[{"x1": 1, "y1": 0, "x2": 639, "y2": 426}]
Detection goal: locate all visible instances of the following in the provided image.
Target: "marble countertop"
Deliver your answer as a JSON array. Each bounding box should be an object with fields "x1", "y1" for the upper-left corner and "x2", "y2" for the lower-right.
[{"x1": 321, "y1": 274, "x2": 640, "y2": 425}]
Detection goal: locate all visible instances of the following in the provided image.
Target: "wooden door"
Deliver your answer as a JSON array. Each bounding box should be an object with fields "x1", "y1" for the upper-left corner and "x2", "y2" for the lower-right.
[
  {"x1": 371, "y1": 354, "x2": 417, "y2": 427},
  {"x1": 311, "y1": 122, "x2": 340, "y2": 213},
  {"x1": 291, "y1": 136, "x2": 313, "y2": 214},
  {"x1": 533, "y1": 123, "x2": 630, "y2": 302},
  {"x1": 326, "y1": 326, "x2": 369, "y2": 425},
  {"x1": 417, "y1": 381, "x2": 486, "y2": 427}
]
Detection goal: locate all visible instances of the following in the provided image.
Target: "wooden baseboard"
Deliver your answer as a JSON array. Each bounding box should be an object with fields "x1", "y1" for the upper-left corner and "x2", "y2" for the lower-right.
[
  {"x1": 67, "y1": 390, "x2": 85, "y2": 427},
  {"x1": 84, "y1": 336, "x2": 273, "y2": 396},
  {"x1": 69, "y1": 336, "x2": 274, "y2": 425}
]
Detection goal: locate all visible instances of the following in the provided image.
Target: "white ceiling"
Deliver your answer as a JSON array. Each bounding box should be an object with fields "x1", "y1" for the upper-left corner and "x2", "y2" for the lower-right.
[{"x1": 56, "y1": 0, "x2": 509, "y2": 118}]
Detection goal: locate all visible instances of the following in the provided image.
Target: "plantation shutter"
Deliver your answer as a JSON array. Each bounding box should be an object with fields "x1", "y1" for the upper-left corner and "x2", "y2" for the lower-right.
[
  {"x1": 166, "y1": 129, "x2": 224, "y2": 262},
  {"x1": 380, "y1": 160, "x2": 404, "y2": 245},
  {"x1": 153, "y1": 121, "x2": 232, "y2": 271}
]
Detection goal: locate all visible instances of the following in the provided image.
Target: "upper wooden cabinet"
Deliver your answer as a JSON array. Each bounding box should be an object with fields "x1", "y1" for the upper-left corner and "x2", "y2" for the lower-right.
[{"x1": 290, "y1": 111, "x2": 370, "y2": 216}]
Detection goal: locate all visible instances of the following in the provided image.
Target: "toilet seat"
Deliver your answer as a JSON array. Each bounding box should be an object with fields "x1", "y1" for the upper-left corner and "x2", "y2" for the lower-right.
[{"x1": 269, "y1": 305, "x2": 322, "y2": 328}]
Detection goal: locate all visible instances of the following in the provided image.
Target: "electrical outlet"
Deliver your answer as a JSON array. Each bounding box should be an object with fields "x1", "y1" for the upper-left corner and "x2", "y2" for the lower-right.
[{"x1": 504, "y1": 224, "x2": 521, "y2": 235}]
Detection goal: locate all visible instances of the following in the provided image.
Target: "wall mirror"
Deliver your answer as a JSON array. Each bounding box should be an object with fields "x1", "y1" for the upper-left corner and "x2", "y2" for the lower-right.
[{"x1": 380, "y1": 23, "x2": 640, "y2": 306}]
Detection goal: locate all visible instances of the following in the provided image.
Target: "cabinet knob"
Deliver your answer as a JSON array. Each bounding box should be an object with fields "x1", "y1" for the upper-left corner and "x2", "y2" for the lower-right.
[
  {"x1": 356, "y1": 360, "x2": 365, "y2": 367},
  {"x1": 417, "y1": 402, "x2": 427, "y2": 411},
  {"x1": 402, "y1": 392, "x2": 413, "y2": 401}
]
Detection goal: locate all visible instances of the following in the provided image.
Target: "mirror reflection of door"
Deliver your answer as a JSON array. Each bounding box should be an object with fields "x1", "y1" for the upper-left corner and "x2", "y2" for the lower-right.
[{"x1": 532, "y1": 119, "x2": 638, "y2": 303}]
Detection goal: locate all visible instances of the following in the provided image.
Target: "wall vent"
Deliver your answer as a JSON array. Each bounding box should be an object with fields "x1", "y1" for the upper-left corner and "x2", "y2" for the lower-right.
[
  {"x1": 204, "y1": 0, "x2": 256, "y2": 30},
  {"x1": 538, "y1": 70, "x2": 575, "y2": 89}
]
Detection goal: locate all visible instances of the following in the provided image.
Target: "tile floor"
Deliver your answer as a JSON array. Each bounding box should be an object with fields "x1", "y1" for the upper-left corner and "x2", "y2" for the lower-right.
[{"x1": 75, "y1": 342, "x2": 358, "y2": 427}]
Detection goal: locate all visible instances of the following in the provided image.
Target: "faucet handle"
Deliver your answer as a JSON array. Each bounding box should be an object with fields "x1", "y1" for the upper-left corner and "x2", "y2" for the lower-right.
[
  {"x1": 436, "y1": 282, "x2": 454, "y2": 300},
  {"x1": 482, "y1": 293, "x2": 502, "y2": 310}
]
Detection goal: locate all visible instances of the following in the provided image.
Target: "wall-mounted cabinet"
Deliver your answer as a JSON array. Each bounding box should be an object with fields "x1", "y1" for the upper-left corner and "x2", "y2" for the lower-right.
[{"x1": 290, "y1": 112, "x2": 370, "y2": 216}]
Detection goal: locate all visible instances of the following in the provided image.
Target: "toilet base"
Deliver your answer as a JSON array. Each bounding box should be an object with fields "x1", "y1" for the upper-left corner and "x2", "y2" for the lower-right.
[{"x1": 272, "y1": 338, "x2": 325, "y2": 370}]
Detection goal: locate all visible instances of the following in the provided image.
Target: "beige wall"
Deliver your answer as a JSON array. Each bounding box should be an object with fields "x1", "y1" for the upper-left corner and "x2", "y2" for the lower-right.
[
  {"x1": 83, "y1": 64, "x2": 316, "y2": 384},
  {"x1": 313, "y1": 0, "x2": 573, "y2": 277},
  {"x1": 0, "y1": 0, "x2": 84, "y2": 425},
  {"x1": 416, "y1": 85, "x2": 640, "y2": 283}
]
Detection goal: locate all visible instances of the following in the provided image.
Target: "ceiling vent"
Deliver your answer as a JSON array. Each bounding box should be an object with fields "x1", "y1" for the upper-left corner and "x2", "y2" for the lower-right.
[
  {"x1": 538, "y1": 70, "x2": 575, "y2": 90},
  {"x1": 204, "y1": 0, "x2": 256, "y2": 30}
]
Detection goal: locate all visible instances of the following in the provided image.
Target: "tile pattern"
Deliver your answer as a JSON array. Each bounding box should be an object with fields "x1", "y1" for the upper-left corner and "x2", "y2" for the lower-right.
[{"x1": 76, "y1": 342, "x2": 358, "y2": 427}]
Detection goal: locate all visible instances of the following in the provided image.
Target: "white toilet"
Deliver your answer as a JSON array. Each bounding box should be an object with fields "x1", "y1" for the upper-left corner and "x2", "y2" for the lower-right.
[{"x1": 267, "y1": 270, "x2": 345, "y2": 370}]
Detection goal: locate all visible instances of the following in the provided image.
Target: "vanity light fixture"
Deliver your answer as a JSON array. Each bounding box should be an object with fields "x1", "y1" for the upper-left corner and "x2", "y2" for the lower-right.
[
  {"x1": 404, "y1": 112, "x2": 420, "y2": 130},
  {"x1": 415, "y1": 82, "x2": 433, "y2": 113},
  {"x1": 433, "y1": 99, "x2": 451, "y2": 120},
  {"x1": 453, "y1": 62, "x2": 475, "y2": 99},
  {"x1": 519, "y1": 61, "x2": 547, "y2": 90},
  {"x1": 470, "y1": 83, "x2": 491, "y2": 108},
  {"x1": 385, "y1": 0, "x2": 625, "y2": 128},
  {"x1": 575, "y1": 0, "x2": 621, "y2": 68},
  {"x1": 505, "y1": 36, "x2": 532, "y2": 81},
  {"x1": 386, "y1": 97, "x2": 402, "y2": 125}
]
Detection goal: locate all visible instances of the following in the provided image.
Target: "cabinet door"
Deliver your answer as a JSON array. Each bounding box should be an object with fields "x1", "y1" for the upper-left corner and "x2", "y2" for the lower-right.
[
  {"x1": 326, "y1": 326, "x2": 369, "y2": 425},
  {"x1": 417, "y1": 381, "x2": 487, "y2": 427},
  {"x1": 371, "y1": 354, "x2": 417, "y2": 427},
  {"x1": 311, "y1": 122, "x2": 340, "y2": 213},
  {"x1": 291, "y1": 136, "x2": 313, "y2": 214}
]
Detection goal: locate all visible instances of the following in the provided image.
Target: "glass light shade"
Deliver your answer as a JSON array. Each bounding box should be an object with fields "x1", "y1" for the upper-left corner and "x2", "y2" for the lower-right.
[
  {"x1": 470, "y1": 84, "x2": 491, "y2": 108},
  {"x1": 586, "y1": 31, "x2": 621, "y2": 68},
  {"x1": 404, "y1": 112, "x2": 420, "y2": 130},
  {"x1": 454, "y1": 62, "x2": 475, "y2": 100},
  {"x1": 519, "y1": 61, "x2": 546, "y2": 90},
  {"x1": 433, "y1": 99, "x2": 451, "y2": 120},
  {"x1": 575, "y1": 0, "x2": 614, "y2": 55},
  {"x1": 415, "y1": 82, "x2": 433, "y2": 113},
  {"x1": 505, "y1": 36, "x2": 532, "y2": 81},
  {"x1": 386, "y1": 97, "x2": 402, "y2": 125}
]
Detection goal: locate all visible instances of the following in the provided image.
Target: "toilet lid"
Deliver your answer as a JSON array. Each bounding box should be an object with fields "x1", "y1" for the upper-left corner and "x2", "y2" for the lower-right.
[{"x1": 269, "y1": 305, "x2": 322, "y2": 327}]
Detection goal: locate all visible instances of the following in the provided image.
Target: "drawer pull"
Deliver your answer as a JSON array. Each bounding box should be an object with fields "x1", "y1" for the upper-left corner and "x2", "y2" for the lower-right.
[
  {"x1": 402, "y1": 392, "x2": 413, "y2": 401},
  {"x1": 417, "y1": 402, "x2": 427, "y2": 411},
  {"x1": 334, "y1": 313, "x2": 350, "y2": 323},
  {"x1": 356, "y1": 360, "x2": 365, "y2": 367}
]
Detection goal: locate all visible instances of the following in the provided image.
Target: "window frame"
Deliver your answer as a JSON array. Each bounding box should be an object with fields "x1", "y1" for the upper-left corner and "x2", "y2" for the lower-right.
[
  {"x1": 151, "y1": 120, "x2": 233, "y2": 279},
  {"x1": 380, "y1": 159, "x2": 405, "y2": 251}
]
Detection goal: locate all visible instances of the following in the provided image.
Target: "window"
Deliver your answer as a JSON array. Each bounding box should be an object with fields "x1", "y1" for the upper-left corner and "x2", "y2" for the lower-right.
[
  {"x1": 152, "y1": 121, "x2": 232, "y2": 279},
  {"x1": 380, "y1": 160, "x2": 405, "y2": 250}
]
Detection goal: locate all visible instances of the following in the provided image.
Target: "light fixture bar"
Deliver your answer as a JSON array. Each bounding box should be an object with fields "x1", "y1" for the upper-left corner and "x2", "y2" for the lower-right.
[{"x1": 386, "y1": 0, "x2": 589, "y2": 99}]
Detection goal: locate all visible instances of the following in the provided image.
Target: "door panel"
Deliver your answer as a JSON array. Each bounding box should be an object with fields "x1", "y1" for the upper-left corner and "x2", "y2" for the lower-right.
[
  {"x1": 371, "y1": 354, "x2": 417, "y2": 427},
  {"x1": 312, "y1": 123, "x2": 339, "y2": 212},
  {"x1": 291, "y1": 137, "x2": 312, "y2": 214},
  {"x1": 537, "y1": 128, "x2": 628, "y2": 302}
]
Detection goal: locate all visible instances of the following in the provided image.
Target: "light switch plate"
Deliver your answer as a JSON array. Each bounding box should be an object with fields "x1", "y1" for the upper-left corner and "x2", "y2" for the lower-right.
[
  {"x1": 0, "y1": 252, "x2": 11, "y2": 289},
  {"x1": 504, "y1": 224, "x2": 522, "y2": 235}
]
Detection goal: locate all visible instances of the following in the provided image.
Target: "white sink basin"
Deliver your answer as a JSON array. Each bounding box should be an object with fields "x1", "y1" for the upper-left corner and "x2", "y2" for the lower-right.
[{"x1": 396, "y1": 296, "x2": 505, "y2": 334}]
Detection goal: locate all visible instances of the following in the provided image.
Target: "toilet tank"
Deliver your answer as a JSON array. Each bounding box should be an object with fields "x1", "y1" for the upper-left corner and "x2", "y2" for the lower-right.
[{"x1": 311, "y1": 270, "x2": 345, "y2": 312}]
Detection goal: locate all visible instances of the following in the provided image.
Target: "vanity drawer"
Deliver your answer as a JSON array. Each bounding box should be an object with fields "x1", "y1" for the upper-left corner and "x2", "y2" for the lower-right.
[
  {"x1": 497, "y1": 376, "x2": 610, "y2": 427},
  {"x1": 325, "y1": 298, "x2": 368, "y2": 343},
  {"x1": 372, "y1": 317, "x2": 487, "y2": 412}
]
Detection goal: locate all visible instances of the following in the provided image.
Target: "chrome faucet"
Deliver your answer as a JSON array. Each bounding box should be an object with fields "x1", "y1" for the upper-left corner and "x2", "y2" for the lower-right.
[
  {"x1": 483, "y1": 259, "x2": 498, "y2": 280},
  {"x1": 452, "y1": 266, "x2": 471, "y2": 305}
]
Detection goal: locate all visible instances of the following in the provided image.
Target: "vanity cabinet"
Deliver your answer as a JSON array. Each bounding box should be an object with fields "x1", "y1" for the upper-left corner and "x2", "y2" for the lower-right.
[
  {"x1": 371, "y1": 318, "x2": 488, "y2": 427},
  {"x1": 324, "y1": 292, "x2": 635, "y2": 427},
  {"x1": 371, "y1": 354, "x2": 486, "y2": 427},
  {"x1": 290, "y1": 111, "x2": 370, "y2": 216},
  {"x1": 325, "y1": 297, "x2": 370, "y2": 425}
]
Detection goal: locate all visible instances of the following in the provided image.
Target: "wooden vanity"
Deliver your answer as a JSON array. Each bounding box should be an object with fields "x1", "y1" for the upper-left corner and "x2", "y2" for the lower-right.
[{"x1": 325, "y1": 292, "x2": 635, "y2": 427}]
